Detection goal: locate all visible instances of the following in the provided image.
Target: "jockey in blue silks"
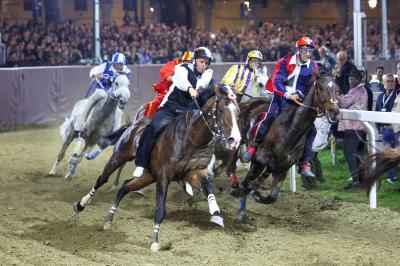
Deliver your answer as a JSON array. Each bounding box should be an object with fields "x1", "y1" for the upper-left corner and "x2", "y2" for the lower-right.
[
  {"x1": 75, "y1": 52, "x2": 132, "y2": 137},
  {"x1": 244, "y1": 37, "x2": 319, "y2": 179}
]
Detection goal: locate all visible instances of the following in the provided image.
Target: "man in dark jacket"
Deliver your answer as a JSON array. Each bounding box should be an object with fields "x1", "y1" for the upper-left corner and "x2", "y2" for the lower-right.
[{"x1": 334, "y1": 51, "x2": 357, "y2": 95}]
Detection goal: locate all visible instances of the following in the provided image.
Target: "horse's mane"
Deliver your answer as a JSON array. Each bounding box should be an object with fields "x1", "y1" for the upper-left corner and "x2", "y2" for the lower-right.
[{"x1": 359, "y1": 147, "x2": 400, "y2": 193}]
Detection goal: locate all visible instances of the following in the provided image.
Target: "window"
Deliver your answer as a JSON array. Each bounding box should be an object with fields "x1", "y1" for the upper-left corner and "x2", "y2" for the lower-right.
[
  {"x1": 123, "y1": 0, "x2": 137, "y2": 11},
  {"x1": 75, "y1": 0, "x2": 88, "y2": 11},
  {"x1": 24, "y1": 0, "x2": 33, "y2": 11}
]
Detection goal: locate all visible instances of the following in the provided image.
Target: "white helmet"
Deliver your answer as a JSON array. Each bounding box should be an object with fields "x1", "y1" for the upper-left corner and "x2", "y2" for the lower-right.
[
  {"x1": 111, "y1": 52, "x2": 126, "y2": 72},
  {"x1": 112, "y1": 52, "x2": 126, "y2": 64}
]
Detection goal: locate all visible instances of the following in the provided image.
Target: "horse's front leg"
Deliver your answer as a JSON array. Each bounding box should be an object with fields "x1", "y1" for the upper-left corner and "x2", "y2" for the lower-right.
[
  {"x1": 188, "y1": 169, "x2": 224, "y2": 227},
  {"x1": 230, "y1": 160, "x2": 264, "y2": 198},
  {"x1": 65, "y1": 139, "x2": 90, "y2": 181},
  {"x1": 263, "y1": 172, "x2": 287, "y2": 204}
]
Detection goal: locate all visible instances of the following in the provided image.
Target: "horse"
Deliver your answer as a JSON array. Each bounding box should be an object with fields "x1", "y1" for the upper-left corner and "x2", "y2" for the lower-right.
[
  {"x1": 207, "y1": 68, "x2": 272, "y2": 180},
  {"x1": 73, "y1": 84, "x2": 240, "y2": 251},
  {"x1": 48, "y1": 74, "x2": 131, "y2": 180},
  {"x1": 208, "y1": 97, "x2": 270, "y2": 180},
  {"x1": 230, "y1": 74, "x2": 340, "y2": 219},
  {"x1": 359, "y1": 146, "x2": 400, "y2": 193}
]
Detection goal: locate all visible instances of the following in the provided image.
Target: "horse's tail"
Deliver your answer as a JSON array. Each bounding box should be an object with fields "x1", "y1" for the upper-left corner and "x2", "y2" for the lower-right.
[
  {"x1": 359, "y1": 147, "x2": 400, "y2": 193},
  {"x1": 101, "y1": 124, "x2": 132, "y2": 146},
  {"x1": 60, "y1": 117, "x2": 71, "y2": 142}
]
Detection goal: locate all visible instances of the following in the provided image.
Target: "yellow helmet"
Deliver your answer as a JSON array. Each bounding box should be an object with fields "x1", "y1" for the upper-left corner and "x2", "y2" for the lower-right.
[
  {"x1": 181, "y1": 51, "x2": 194, "y2": 62},
  {"x1": 246, "y1": 50, "x2": 263, "y2": 64}
]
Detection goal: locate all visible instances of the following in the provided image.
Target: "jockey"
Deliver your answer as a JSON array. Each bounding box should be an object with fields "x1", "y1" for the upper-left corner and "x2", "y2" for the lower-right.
[
  {"x1": 75, "y1": 52, "x2": 132, "y2": 137},
  {"x1": 133, "y1": 47, "x2": 214, "y2": 178},
  {"x1": 144, "y1": 51, "x2": 194, "y2": 117},
  {"x1": 221, "y1": 50, "x2": 263, "y2": 102},
  {"x1": 244, "y1": 37, "x2": 318, "y2": 178}
]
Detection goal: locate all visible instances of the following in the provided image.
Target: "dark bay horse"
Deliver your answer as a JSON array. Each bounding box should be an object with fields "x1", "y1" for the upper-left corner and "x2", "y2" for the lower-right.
[
  {"x1": 74, "y1": 84, "x2": 240, "y2": 251},
  {"x1": 359, "y1": 147, "x2": 400, "y2": 193},
  {"x1": 231, "y1": 75, "x2": 340, "y2": 218},
  {"x1": 209, "y1": 97, "x2": 270, "y2": 182}
]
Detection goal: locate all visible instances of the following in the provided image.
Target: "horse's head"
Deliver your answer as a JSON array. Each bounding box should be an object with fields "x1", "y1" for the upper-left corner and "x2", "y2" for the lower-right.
[
  {"x1": 112, "y1": 74, "x2": 131, "y2": 109},
  {"x1": 309, "y1": 75, "x2": 340, "y2": 123},
  {"x1": 201, "y1": 84, "x2": 241, "y2": 150}
]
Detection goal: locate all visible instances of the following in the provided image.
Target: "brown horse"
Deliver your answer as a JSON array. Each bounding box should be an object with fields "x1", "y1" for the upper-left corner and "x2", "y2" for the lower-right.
[
  {"x1": 209, "y1": 97, "x2": 270, "y2": 182},
  {"x1": 74, "y1": 84, "x2": 240, "y2": 251},
  {"x1": 359, "y1": 147, "x2": 400, "y2": 193},
  {"x1": 230, "y1": 75, "x2": 340, "y2": 218}
]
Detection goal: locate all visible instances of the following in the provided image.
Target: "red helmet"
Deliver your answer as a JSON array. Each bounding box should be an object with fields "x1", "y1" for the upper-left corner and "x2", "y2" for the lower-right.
[{"x1": 295, "y1": 37, "x2": 315, "y2": 49}]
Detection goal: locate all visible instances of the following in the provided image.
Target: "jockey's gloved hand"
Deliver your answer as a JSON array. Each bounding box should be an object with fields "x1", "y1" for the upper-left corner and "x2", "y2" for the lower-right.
[{"x1": 189, "y1": 87, "x2": 198, "y2": 98}]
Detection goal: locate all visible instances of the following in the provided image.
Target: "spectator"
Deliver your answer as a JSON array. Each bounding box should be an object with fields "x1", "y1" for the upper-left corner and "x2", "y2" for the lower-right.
[
  {"x1": 318, "y1": 46, "x2": 336, "y2": 73},
  {"x1": 370, "y1": 66, "x2": 385, "y2": 92},
  {"x1": 337, "y1": 69, "x2": 369, "y2": 189},
  {"x1": 395, "y1": 62, "x2": 400, "y2": 91},
  {"x1": 334, "y1": 51, "x2": 357, "y2": 95},
  {"x1": 376, "y1": 73, "x2": 398, "y2": 183},
  {"x1": 360, "y1": 68, "x2": 373, "y2": 111}
]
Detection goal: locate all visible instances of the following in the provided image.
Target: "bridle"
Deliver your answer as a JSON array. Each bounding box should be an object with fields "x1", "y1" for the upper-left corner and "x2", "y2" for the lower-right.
[
  {"x1": 291, "y1": 78, "x2": 338, "y2": 117},
  {"x1": 192, "y1": 96, "x2": 237, "y2": 144}
]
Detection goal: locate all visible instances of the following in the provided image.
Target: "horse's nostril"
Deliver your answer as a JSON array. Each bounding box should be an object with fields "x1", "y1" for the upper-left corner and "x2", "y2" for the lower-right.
[{"x1": 228, "y1": 137, "x2": 235, "y2": 144}]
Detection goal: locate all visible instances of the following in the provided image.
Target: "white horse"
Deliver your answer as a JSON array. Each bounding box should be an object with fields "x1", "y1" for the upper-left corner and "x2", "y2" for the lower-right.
[{"x1": 49, "y1": 74, "x2": 131, "y2": 180}]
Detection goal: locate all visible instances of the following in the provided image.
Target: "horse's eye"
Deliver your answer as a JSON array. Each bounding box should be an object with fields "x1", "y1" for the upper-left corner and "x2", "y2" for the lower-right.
[
  {"x1": 258, "y1": 82, "x2": 263, "y2": 87},
  {"x1": 116, "y1": 82, "x2": 119, "y2": 86}
]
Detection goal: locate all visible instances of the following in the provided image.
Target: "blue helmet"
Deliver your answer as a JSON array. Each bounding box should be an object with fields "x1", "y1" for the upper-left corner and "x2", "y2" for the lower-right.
[{"x1": 112, "y1": 52, "x2": 126, "y2": 65}]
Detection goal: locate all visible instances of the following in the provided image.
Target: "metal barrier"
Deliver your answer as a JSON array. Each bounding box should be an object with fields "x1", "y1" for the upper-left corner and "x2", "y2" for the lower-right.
[{"x1": 289, "y1": 110, "x2": 400, "y2": 209}]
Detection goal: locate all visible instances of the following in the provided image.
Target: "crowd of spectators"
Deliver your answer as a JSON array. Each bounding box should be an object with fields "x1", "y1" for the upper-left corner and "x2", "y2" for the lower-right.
[{"x1": 2, "y1": 18, "x2": 400, "y2": 67}]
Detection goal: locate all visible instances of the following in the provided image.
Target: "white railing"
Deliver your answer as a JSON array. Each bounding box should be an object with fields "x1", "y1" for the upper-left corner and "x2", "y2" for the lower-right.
[{"x1": 289, "y1": 109, "x2": 400, "y2": 209}]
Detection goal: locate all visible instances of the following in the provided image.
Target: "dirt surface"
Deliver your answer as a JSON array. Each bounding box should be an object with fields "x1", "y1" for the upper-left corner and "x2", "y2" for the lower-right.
[{"x1": 1, "y1": 126, "x2": 400, "y2": 265}]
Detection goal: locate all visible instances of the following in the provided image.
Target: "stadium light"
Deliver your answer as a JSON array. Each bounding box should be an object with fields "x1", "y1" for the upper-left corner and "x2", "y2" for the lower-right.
[
  {"x1": 368, "y1": 0, "x2": 377, "y2": 9},
  {"x1": 150, "y1": 7, "x2": 154, "y2": 13}
]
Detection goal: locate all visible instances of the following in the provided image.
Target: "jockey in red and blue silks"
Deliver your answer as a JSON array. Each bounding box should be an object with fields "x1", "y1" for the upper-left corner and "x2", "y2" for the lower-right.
[
  {"x1": 76, "y1": 52, "x2": 132, "y2": 137},
  {"x1": 244, "y1": 37, "x2": 318, "y2": 178}
]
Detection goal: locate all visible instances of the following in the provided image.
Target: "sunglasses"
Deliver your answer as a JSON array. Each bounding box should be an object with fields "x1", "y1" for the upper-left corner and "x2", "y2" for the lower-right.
[
  {"x1": 299, "y1": 47, "x2": 314, "y2": 54},
  {"x1": 385, "y1": 80, "x2": 395, "y2": 82}
]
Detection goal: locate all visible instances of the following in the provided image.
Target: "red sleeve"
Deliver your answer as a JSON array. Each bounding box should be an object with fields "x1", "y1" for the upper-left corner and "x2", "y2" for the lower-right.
[{"x1": 159, "y1": 60, "x2": 176, "y2": 81}]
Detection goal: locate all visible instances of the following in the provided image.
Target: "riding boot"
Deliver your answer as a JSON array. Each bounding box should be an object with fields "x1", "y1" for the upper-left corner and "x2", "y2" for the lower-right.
[{"x1": 298, "y1": 163, "x2": 316, "y2": 178}]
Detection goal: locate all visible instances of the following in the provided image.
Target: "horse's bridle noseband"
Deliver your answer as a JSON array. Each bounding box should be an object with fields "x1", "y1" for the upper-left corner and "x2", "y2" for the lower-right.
[{"x1": 193, "y1": 96, "x2": 237, "y2": 144}]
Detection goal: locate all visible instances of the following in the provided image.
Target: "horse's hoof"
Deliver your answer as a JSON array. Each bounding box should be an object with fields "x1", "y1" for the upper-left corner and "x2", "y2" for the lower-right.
[
  {"x1": 64, "y1": 173, "x2": 73, "y2": 182},
  {"x1": 210, "y1": 214, "x2": 224, "y2": 227},
  {"x1": 103, "y1": 221, "x2": 112, "y2": 230},
  {"x1": 263, "y1": 195, "x2": 277, "y2": 204},
  {"x1": 49, "y1": 170, "x2": 56, "y2": 176},
  {"x1": 230, "y1": 187, "x2": 245, "y2": 198},
  {"x1": 73, "y1": 201, "x2": 85, "y2": 213},
  {"x1": 108, "y1": 185, "x2": 117, "y2": 193},
  {"x1": 150, "y1": 242, "x2": 161, "y2": 252},
  {"x1": 133, "y1": 188, "x2": 145, "y2": 196},
  {"x1": 238, "y1": 210, "x2": 248, "y2": 222},
  {"x1": 252, "y1": 190, "x2": 270, "y2": 204}
]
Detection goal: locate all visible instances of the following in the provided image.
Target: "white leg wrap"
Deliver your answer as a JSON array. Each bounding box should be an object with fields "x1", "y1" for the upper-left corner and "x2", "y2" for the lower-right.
[
  {"x1": 207, "y1": 154, "x2": 216, "y2": 178},
  {"x1": 109, "y1": 204, "x2": 117, "y2": 214},
  {"x1": 207, "y1": 194, "x2": 220, "y2": 215},
  {"x1": 185, "y1": 182, "x2": 194, "y2": 196},
  {"x1": 72, "y1": 138, "x2": 85, "y2": 155},
  {"x1": 49, "y1": 160, "x2": 58, "y2": 175},
  {"x1": 81, "y1": 188, "x2": 95, "y2": 206}
]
